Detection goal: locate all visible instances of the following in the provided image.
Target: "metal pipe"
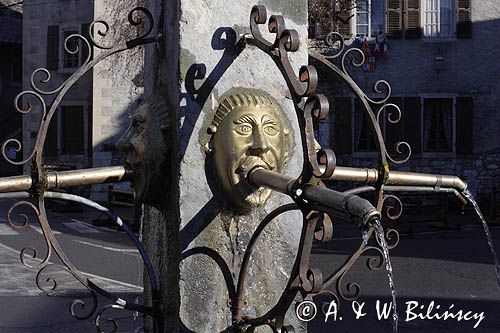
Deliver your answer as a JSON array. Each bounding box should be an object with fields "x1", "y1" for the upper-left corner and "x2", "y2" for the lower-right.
[
  {"x1": 0, "y1": 175, "x2": 32, "y2": 193},
  {"x1": 343, "y1": 186, "x2": 376, "y2": 196},
  {"x1": 387, "y1": 172, "x2": 467, "y2": 191},
  {"x1": 384, "y1": 185, "x2": 468, "y2": 206},
  {"x1": 327, "y1": 166, "x2": 379, "y2": 183},
  {"x1": 46, "y1": 166, "x2": 132, "y2": 189},
  {"x1": 0, "y1": 166, "x2": 132, "y2": 193},
  {"x1": 326, "y1": 166, "x2": 467, "y2": 192},
  {"x1": 248, "y1": 167, "x2": 380, "y2": 226}
]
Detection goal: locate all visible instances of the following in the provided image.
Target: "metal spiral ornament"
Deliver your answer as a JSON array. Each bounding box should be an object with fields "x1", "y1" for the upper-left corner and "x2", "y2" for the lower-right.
[{"x1": 2, "y1": 7, "x2": 160, "y2": 332}]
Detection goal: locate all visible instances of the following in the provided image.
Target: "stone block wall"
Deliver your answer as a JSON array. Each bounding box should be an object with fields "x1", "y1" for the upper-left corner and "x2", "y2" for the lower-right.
[
  {"x1": 314, "y1": 0, "x2": 500, "y2": 202},
  {"x1": 142, "y1": 0, "x2": 312, "y2": 331},
  {"x1": 91, "y1": 0, "x2": 144, "y2": 201}
]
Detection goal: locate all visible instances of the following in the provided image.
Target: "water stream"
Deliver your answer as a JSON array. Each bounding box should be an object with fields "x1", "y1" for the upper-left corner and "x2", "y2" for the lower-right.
[
  {"x1": 462, "y1": 189, "x2": 500, "y2": 289},
  {"x1": 372, "y1": 219, "x2": 399, "y2": 333}
]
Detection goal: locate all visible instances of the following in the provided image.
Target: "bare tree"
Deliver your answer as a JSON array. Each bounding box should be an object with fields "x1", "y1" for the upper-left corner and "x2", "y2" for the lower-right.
[{"x1": 309, "y1": 0, "x2": 358, "y2": 36}]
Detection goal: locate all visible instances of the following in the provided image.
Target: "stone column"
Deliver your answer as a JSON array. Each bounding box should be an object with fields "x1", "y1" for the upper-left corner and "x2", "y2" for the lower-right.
[
  {"x1": 92, "y1": 0, "x2": 145, "y2": 201},
  {"x1": 142, "y1": 0, "x2": 308, "y2": 331}
]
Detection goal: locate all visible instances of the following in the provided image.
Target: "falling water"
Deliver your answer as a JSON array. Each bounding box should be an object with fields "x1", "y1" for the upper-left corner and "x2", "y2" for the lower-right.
[
  {"x1": 372, "y1": 219, "x2": 399, "y2": 333},
  {"x1": 462, "y1": 189, "x2": 500, "y2": 289},
  {"x1": 133, "y1": 203, "x2": 145, "y2": 322}
]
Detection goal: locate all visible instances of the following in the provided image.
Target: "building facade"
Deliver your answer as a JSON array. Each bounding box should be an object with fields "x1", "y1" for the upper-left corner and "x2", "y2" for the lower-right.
[
  {"x1": 311, "y1": 0, "x2": 499, "y2": 205},
  {"x1": 22, "y1": 0, "x2": 143, "y2": 200}
]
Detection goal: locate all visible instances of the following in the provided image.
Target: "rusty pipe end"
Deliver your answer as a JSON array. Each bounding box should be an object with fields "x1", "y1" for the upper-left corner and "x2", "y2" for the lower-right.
[
  {"x1": 342, "y1": 195, "x2": 381, "y2": 226},
  {"x1": 123, "y1": 164, "x2": 135, "y2": 182},
  {"x1": 452, "y1": 176, "x2": 468, "y2": 192}
]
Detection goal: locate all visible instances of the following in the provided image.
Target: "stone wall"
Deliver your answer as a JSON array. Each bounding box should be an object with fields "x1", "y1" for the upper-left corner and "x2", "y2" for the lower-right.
[
  {"x1": 142, "y1": 0, "x2": 310, "y2": 331},
  {"x1": 21, "y1": 0, "x2": 142, "y2": 200},
  {"x1": 91, "y1": 0, "x2": 145, "y2": 201},
  {"x1": 22, "y1": 0, "x2": 93, "y2": 173},
  {"x1": 315, "y1": 0, "x2": 500, "y2": 201}
]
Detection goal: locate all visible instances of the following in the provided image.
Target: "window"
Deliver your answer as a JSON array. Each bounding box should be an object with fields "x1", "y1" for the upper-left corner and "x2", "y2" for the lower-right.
[
  {"x1": 423, "y1": 98, "x2": 453, "y2": 152},
  {"x1": 43, "y1": 105, "x2": 88, "y2": 156},
  {"x1": 12, "y1": 57, "x2": 22, "y2": 83},
  {"x1": 47, "y1": 24, "x2": 91, "y2": 71},
  {"x1": 331, "y1": 96, "x2": 473, "y2": 157},
  {"x1": 354, "y1": 99, "x2": 377, "y2": 152},
  {"x1": 328, "y1": 0, "x2": 471, "y2": 40},
  {"x1": 61, "y1": 106, "x2": 85, "y2": 154},
  {"x1": 422, "y1": 0, "x2": 455, "y2": 37},
  {"x1": 355, "y1": 0, "x2": 370, "y2": 36},
  {"x1": 353, "y1": 0, "x2": 385, "y2": 38},
  {"x1": 62, "y1": 30, "x2": 79, "y2": 68}
]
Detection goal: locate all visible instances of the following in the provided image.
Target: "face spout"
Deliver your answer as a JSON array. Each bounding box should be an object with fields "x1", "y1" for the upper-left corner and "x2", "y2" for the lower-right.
[{"x1": 248, "y1": 167, "x2": 380, "y2": 227}]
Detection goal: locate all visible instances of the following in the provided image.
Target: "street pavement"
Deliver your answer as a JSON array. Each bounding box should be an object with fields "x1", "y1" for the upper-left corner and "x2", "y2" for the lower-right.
[
  {"x1": 308, "y1": 214, "x2": 500, "y2": 332},
  {"x1": 0, "y1": 198, "x2": 144, "y2": 332}
]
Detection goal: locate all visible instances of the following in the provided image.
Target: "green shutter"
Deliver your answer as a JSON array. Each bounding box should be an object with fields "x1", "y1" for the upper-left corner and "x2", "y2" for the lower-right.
[
  {"x1": 333, "y1": 97, "x2": 353, "y2": 154},
  {"x1": 456, "y1": 0, "x2": 472, "y2": 38},
  {"x1": 44, "y1": 117, "x2": 58, "y2": 157},
  {"x1": 403, "y1": 97, "x2": 422, "y2": 154},
  {"x1": 405, "y1": 0, "x2": 421, "y2": 39},
  {"x1": 46, "y1": 25, "x2": 59, "y2": 70},
  {"x1": 386, "y1": 0, "x2": 402, "y2": 39},
  {"x1": 456, "y1": 97, "x2": 473, "y2": 154}
]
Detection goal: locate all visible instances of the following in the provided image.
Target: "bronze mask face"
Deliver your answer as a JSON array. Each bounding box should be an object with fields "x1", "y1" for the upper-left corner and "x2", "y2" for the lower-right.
[
  {"x1": 116, "y1": 96, "x2": 170, "y2": 206},
  {"x1": 210, "y1": 92, "x2": 290, "y2": 213}
]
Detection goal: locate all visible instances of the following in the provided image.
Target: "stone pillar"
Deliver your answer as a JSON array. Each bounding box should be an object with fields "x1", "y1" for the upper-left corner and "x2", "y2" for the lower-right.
[
  {"x1": 92, "y1": 0, "x2": 145, "y2": 201},
  {"x1": 142, "y1": 0, "x2": 308, "y2": 331}
]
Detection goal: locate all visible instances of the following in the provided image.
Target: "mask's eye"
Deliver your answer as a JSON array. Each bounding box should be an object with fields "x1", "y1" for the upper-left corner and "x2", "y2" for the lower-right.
[
  {"x1": 132, "y1": 117, "x2": 146, "y2": 134},
  {"x1": 235, "y1": 124, "x2": 252, "y2": 135},
  {"x1": 263, "y1": 125, "x2": 279, "y2": 136}
]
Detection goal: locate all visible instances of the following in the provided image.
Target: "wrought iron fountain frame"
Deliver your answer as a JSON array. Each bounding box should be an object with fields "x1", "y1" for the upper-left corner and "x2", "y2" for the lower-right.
[{"x1": 0, "y1": 4, "x2": 473, "y2": 333}]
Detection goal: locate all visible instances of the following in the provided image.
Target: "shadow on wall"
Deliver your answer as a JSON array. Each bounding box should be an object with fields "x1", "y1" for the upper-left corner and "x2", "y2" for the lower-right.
[
  {"x1": 179, "y1": 27, "x2": 245, "y2": 159},
  {"x1": 175, "y1": 27, "x2": 247, "y2": 252}
]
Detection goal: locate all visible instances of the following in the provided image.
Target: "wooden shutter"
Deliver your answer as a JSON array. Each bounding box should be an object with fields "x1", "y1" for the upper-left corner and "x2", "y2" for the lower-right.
[
  {"x1": 46, "y1": 25, "x2": 59, "y2": 70},
  {"x1": 44, "y1": 118, "x2": 58, "y2": 157},
  {"x1": 62, "y1": 106, "x2": 84, "y2": 155},
  {"x1": 456, "y1": 97, "x2": 473, "y2": 154},
  {"x1": 386, "y1": 0, "x2": 402, "y2": 39},
  {"x1": 337, "y1": 0, "x2": 352, "y2": 38},
  {"x1": 384, "y1": 97, "x2": 403, "y2": 156},
  {"x1": 81, "y1": 23, "x2": 92, "y2": 62},
  {"x1": 405, "y1": 0, "x2": 421, "y2": 39},
  {"x1": 403, "y1": 97, "x2": 422, "y2": 154},
  {"x1": 456, "y1": 0, "x2": 472, "y2": 38},
  {"x1": 333, "y1": 97, "x2": 353, "y2": 154}
]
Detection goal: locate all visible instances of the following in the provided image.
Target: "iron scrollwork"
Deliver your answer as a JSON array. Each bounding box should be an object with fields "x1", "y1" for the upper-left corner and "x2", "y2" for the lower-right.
[
  {"x1": 1, "y1": 4, "x2": 473, "y2": 333},
  {"x1": 2, "y1": 7, "x2": 160, "y2": 332},
  {"x1": 218, "y1": 5, "x2": 405, "y2": 332}
]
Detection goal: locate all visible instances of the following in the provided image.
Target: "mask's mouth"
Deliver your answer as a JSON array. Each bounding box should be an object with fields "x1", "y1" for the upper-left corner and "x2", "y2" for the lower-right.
[
  {"x1": 125, "y1": 156, "x2": 143, "y2": 187},
  {"x1": 235, "y1": 156, "x2": 274, "y2": 176}
]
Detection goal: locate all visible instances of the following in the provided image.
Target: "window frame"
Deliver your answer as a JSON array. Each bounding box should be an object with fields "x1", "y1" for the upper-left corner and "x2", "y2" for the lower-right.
[
  {"x1": 421, "y1": 0, "x2": 456, "y2": 39},
  {"x1": 59, "y1": 25, "x2": 81, "y2": 72},
  {"x1": 47, "y1": 102, "x2": 90, "y2": 157},
  {"x1": 351, "y1": 0, "x2": 386, "y2": 39},
  {"x1": 419, "y1": 93, "x2": 457, "y2": 156},
  {"x1": 354, "y1": 0, "x2": 371, "y2": 37},
  {"x1": 348, "y1": 94, "x2": 459, "y2": 158},
  {"x1": 345, "y1": 96, "x2": 382, "y2": 157}
]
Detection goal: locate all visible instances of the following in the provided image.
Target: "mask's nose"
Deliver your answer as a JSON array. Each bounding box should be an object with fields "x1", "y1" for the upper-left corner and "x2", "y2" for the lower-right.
[
  {"x1": 116, "y1": 126, "x2": 133, "y2": 152},
  {"x1": 248, "y1": 127, "x2": 270, "y2": 156}
]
